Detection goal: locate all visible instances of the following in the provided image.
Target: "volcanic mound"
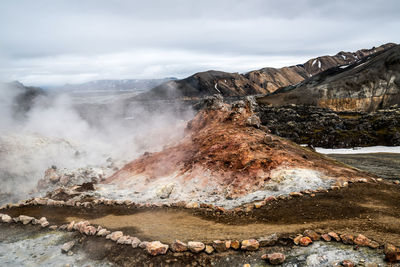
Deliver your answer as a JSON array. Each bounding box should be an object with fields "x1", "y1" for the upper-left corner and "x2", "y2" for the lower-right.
[{"x1": 102, "y1": 97, "x2": 374, "y2": 207}]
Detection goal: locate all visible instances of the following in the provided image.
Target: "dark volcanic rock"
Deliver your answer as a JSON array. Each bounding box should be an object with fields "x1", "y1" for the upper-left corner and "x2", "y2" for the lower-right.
[{"x1": 256, "y1": 104, "x2": 400, "y2": 148}]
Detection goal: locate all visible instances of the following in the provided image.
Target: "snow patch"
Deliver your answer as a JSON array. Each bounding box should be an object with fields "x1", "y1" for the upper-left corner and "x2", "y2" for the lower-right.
[
  {"x1": 315, "y1": 146, "x2": 400, "y2": 154},
  {"x1": 214, "y1": 83, "x2": 221, "y2": 93}
]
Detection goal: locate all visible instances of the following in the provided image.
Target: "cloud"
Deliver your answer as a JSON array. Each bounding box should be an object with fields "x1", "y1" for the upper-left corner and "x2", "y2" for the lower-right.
[{"x1": 0, "y1": 0, "x2": 399, "y2": 85}]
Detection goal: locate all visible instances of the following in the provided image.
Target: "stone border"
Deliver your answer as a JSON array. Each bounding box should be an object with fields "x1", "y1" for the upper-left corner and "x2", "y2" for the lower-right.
[
  {"x1": 0, "y1": 178, "x2": 399, "y2": 262},
  {"x1": 1, "y1": 212, "x2": 398, "y2": 263}
]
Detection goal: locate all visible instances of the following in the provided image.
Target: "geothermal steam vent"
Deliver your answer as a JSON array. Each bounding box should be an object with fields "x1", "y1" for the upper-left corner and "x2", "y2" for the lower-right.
[{"x1": 101, "y1": 97, "x2": 373, "y2": 208}]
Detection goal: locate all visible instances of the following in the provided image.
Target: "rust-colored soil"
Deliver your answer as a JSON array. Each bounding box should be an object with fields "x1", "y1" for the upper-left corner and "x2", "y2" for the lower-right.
[
  {"x1": 105, "y1": 100, "x2": 374, "y2": 198},
  {"x1": 5, "y1": 183, "x2": 400, "y2": 246}
]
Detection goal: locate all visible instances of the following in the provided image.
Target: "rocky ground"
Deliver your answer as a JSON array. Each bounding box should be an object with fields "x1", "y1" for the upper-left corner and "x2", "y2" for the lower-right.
[{"x1": 256, "y1": 104, "x2": 400, "y2": 148}]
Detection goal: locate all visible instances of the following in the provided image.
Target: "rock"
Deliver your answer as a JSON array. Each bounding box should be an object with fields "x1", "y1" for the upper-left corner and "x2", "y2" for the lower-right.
[
  {"x1": 254, "y1": 201, "x2": 265, "y2": 209},
  {"x1": 188, "y1": 241, "x2": 205, "y2": 253},
  {"x1": 131, "y1": 237, "x2": 141, "y2": 248},
  {"x1": 83, "y1": 225, "x2": 97, "y2": 236},
  {"x1": 67, "y1": 221, "x2": 75, "y2": 231},
  {"x1": 109, "y1": 231, "x2": 124, "y2": 241},
  {"x1": 328, "y1": 232, "x2": 341, "y2": 241},
  {"x1": 247, "y1": 114, "x2": 261, "y2": 128},
  {"x1": 1, "y1": 214, "x2": 12, "y2": 223},
  {"x1": 145, "y1": 241, "x2": 169, "y2": 256},
  {"x1": 212, "y1": 240, "x2": 231, "y2": 252},
  {"x1": 394, "y1": 180, "x2": 400, "y2": 185},
  {"x1": 299, "y1": 236, "x2": 313, "y2": 246},
  {"x1": 205, "y1": 245, "x2": 214, "y2": 254},
  {"x1": 303, "y1": 230, "x2": 320, "y2": 241},
  {"x1": 340, "y1": 234, "x2": 354, "y2": 245},
  {"x1": 231, "y1": 240, "x2": 240, "y2": 250},
  {"x1": 354, "y1": 234, "x2": 370, "y2": 246},
  {"x1": 170, "y1": 240, "x2": 188, "y2": 252},
  {"x1": 61, "y1": 241, "x2": 75, "y2": 253},
  {"x1": 97, "y1": 229, "x2": 110, "y2": 237},
  {"x1": 258, "y1": 233, "x2": 278, "y2": 246},
  {"x1": 18, "y1": 215, "x2": 34, "y2": 225},
  {"x1": 49, "y1": 225, "x2": 58, "y2": 230},
  {"x1": 139, "y1": 241, "x2": 149, "y2": 249},
  {"x1": 267, "y1": 253, "x2": 286, "y2": 265},
  {"x1": 368, "y1": 240, "x2": 380, "y2": 249},
  {"x1": 40, "y1": 220, "x2": 49, "y2": 228},
  {"x1": 341, "y1": 260, "x2": 355, "y2": 267},
  {"x1": 241, "y1": 239, "x2": 259, "y2": 251},
  {"x1": 365, "y1": 263, "x2": 378, "y2": 267},
  {"x1": 293, "y1": 235, "x2": 303, "y2": 245},
  {"x1": 321, "y1": 234, "x2": 332, "y2": 242},
  {"x1": 156, "y1": 183, "x2": 175, "y2": 199},
  {"x1": 384, "y1": 243, "x2": 400, "y2": 262},
  {"x1": 289, "y1": 192, "x2": 303, "y2": 197},
  {"x1": 185, "y1": 202, "x2": 199, "y2": 209},
  {"x1": 117, "y1": 236, "x2": 132, "y2": 245}
]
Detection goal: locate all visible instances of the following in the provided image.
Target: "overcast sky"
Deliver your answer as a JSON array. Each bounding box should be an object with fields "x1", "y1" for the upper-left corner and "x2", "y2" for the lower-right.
[{"x1": 0, "y1": 0, "x2": 399, "y2": 86}]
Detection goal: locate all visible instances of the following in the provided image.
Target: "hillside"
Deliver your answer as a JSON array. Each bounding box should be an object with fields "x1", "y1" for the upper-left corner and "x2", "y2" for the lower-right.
[
  {"x1": 257, "y1": 44, "x2": 400, "y2": 112},
  {"x1": 135, "y1": 43, "x2": 396, "y2": 100}
]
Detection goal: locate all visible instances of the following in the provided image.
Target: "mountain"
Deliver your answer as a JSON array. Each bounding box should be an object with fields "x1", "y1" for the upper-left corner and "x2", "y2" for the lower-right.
[
  {"x1": 245, "y1": 43, "x2": 395, "y2": 93},
  {"x1": 1, "y1": 81, "x2": 46, "y2": 118},
  {"x1": 257, "y1": 44, "x2": 400, "y2": 112},
  {"x1": 134, "y1": 71, "x2": 267, "y2": 100},
  {"x1": 105, "y1": 96, "x2": 374, "y2": 208},
  {"x1": 135, "y1": 43, "x2": 396, "y2": 100},
  {"x1": 56, "y1": 78, "x2": 177, "y2": 92}
]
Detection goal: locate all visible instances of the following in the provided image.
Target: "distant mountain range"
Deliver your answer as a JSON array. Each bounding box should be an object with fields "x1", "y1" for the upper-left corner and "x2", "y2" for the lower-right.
[
  {"x1": 54, "y1": 78, "x2": 177, "y2": 92},
  {"x1": 135, "y1": 43, "x2": 396, "y2": 100},
  {"x1": 258, "y1": 44, "x2": 400, "y2": 112}
]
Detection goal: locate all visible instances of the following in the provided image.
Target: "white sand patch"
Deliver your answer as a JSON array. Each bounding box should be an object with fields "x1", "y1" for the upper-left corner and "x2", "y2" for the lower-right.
[{"x1": 96, "y1": 168, "x2": 333, "y2": 209}]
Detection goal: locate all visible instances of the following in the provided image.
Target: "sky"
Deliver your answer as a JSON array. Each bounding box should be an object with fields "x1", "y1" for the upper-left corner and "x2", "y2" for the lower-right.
[{"x1": 0, "y1": 0, "x2": 399, "y2": 86}]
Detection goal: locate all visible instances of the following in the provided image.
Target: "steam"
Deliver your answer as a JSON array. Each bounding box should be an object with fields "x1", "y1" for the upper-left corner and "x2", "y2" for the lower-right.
[{"x1": 0, "y1": 82, "x2": 193, "y2": 203}]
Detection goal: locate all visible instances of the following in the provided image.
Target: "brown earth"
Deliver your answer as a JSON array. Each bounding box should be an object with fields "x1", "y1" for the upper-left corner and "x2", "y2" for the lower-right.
[{"x1": 4, "y1": 183, "x2": 400, "y2": 247}]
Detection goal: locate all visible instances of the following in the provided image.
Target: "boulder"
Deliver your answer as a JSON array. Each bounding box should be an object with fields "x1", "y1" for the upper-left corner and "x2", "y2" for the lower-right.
[
  {"x1": 241, "y1": 239, "x2": 259, "y2": 251},
  {"x1": 293, "y1": 235, "x2": 303, "y2": 245},
  {"x1": 341, "y1": 260, "x2": 355, "y2": 267},
  {"x1": 212, "y1": 240, "x2": 231, "y2": 252},
  {"x1": 170, "y1": 240, "x2": 188, "y2": 252},
  {"x1": 188, "y1": 241, "x2": 205, "y2": 253},
  {"x1": 156, "y1": 183, "x2": 175, "y2": 199},
  {"x1": 340, "y1": 234, "x2": 354, "y2": 245},
  {"x1": 131, "y1": 237, "x2": 141, "y2": 248},
  {"x1": 83, "y1": 226, "x2": 97, "y2": 236},
  {"x1": 205, "y1": 245, "x2": 214, "y2": 254},
  {"x1": 299, "y1": 236, "x2": 313, "y2": 246},
  {"x1": 67, "y1": 221, "x2": 75, "y2": 231},
  {"x1": 231, "y1": 240, "x2": 240, "y2": 250},
  {"x1": 258, "y1": 233, "x2": 278, "y2": 246},
  {"x1": 328, "y1": 232, "x2": 340, "y2": 241},
  {"x1": 139, "y1": 241, "x2": 149, "y2": 249},
  {"x1": 109, "y1": 231, "x2": 124, "y2": 241},
  {"x1": 18, "y1": 215, "x2": 34, "y2": 225},
  {"x1": 266, "y1": 253, "x2": 286, "y2": 265},
  {"x1": 1, "y1": 214, "x2": 12, "y2": 223},
  {"x1": 61, "y1": 241, "x2": 75, "y2": 253},
  {"x1": 368, "y1": 240, "x2": 380, "y2": 249},
  {"x1": 384, "y1": 243, "x2": 400, "y2": 262},
  {"x1": 117, "y1": 236, "x2": 132, "y2": 245},
  {"x1": 97, "y1": 229, "x2": 110, "y2": 237},
  {"x1": 354, "y1": 234, "x2": 370, "y2": 246},
  {"x1": 321, "y1": 234, "x2": 331, "y2": 242},
  {"x1": 303, "y1": 230, "x2": 320, "y2": 241},
  {"x1": 145, "y1": 241, "x2": 169, "y2": 256}
]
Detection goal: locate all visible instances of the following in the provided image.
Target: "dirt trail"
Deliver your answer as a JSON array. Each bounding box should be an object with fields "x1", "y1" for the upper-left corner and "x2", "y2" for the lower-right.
[{"x1": 5, "y1": 183, "x2": 400, "y2": 246}]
